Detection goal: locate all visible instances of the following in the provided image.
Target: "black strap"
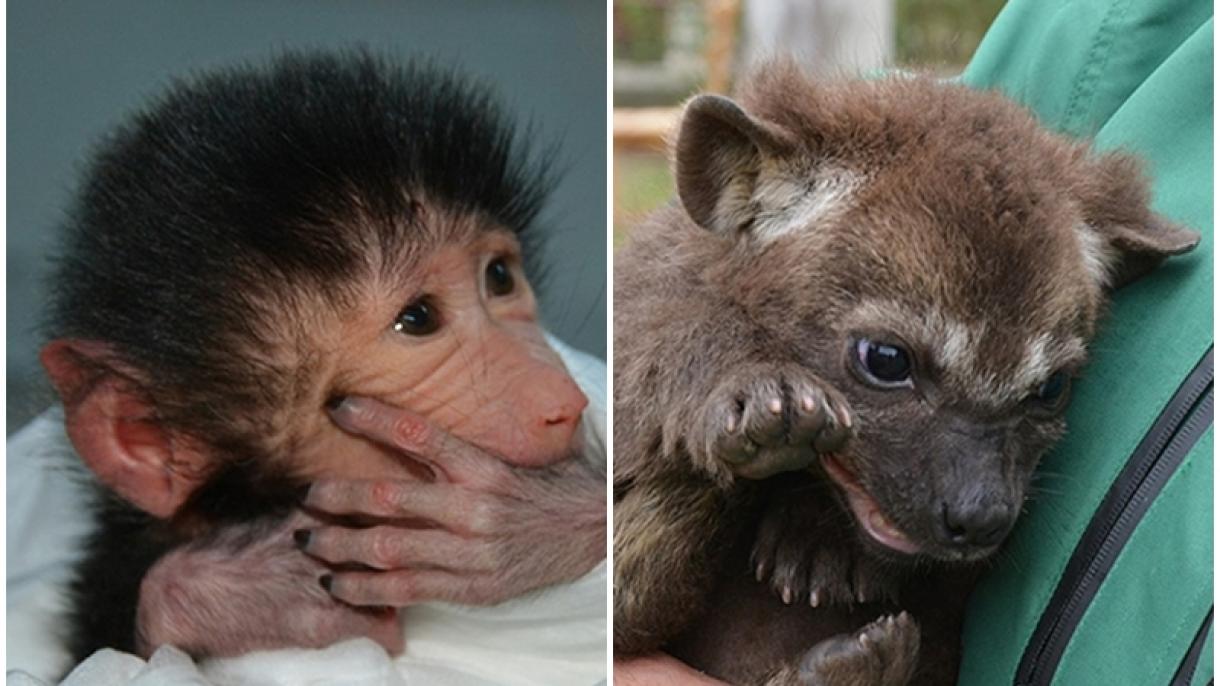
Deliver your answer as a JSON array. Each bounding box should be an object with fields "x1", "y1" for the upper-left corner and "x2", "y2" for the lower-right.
[
  {"x1": 1016, "y1": 347, "x2": 1214, "y2": 686},
  {"x1": 1170, "y1": 607, "x2": 1212, "y2": 686}
]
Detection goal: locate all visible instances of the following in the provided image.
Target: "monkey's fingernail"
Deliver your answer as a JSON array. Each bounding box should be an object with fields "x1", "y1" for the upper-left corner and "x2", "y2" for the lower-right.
[
  {"x1": 727, "y1": 416, "x2": 737, "y2": 433},
  {"x1": 801, "y1": 395, "x2": 815, "y2": 411},
  {"x1": 781, "y1": 585, "x2": 793, "y2": 604},
  {"x1": 767, "y1": 398, "x2": 783, "y2": 414},
  {"x1": 810, "y1": 588, "x2": 822, "y2": 607},
  {"x1": 319, "y1": 574, "x2": 334, "y2": 592},
  {"x1": 755, "y1": 562, "x2": 766, "y2": 581},
  {"x1": 857, "y1": 588, "x2": 867, "y2": 603},
  {"x1": 325, "y1": 395, "x2": 347, "y2": 411},
  {"x1": 859, "y1": 633, "x2": 871, "y2": 647},
  {"x1": 293, "y1": 529, "x2": 312, "y2": 549}
]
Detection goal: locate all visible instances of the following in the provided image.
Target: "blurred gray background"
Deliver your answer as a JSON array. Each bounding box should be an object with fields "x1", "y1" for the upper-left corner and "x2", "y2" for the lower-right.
[{"x1": 7, "y1": 1, "x2": 607, "y2": 433}]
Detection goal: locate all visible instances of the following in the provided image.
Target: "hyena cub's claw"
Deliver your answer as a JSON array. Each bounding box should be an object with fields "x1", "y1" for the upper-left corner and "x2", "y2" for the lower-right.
[
  {"x1": 697, "y1": 363, "x2": 854, "y2": 479},
  {"x1": 751, "y1": 491, "x2": 900, "y2": 608},
  {"x1": 798, "y1": 613, "x2": 920, "y2": 686}
]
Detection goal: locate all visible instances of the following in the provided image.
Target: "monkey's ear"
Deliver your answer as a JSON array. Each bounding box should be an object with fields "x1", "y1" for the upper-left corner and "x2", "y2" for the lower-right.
[
  {"x1": 40, "y1": 340, "x2": 211, "y2": 518},
  {"x1": 1076, "y1": 153, "x2": 1201, "y2": 289},
  {"x1": 674, "y1": 94, "x2": 794, "y2": 233}
]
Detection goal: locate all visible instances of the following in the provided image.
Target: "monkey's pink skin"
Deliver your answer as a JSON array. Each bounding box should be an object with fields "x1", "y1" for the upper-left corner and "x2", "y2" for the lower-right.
[
  {"x1": 136, "y1": 514, "x2": 404, "y2": 659},
  {"x1": 304, "y1": 396, "x2": 605, "y2": 607}
]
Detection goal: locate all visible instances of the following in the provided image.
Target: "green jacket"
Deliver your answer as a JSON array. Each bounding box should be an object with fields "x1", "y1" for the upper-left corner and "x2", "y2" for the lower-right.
[{"x1": 958, "y1": 2, "x2": 1213, "y2": 685}]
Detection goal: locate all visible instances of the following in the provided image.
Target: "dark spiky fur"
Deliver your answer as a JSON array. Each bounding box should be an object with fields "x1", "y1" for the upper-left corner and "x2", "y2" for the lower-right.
[{"x1": 50, "y1": 51, "x2": 552, "y2": 664}]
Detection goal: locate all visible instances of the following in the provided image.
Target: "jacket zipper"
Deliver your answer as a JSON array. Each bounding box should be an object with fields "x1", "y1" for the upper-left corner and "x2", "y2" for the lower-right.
[
  {"x1": 1015, "y1": 347, "x2": 1214, "y2": 686},
  {"x1": 1169, "y1": 607, "x2": 1212, "y2": 686}
]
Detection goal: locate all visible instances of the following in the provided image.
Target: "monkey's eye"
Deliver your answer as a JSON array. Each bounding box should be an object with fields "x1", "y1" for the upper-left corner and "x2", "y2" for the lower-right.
[
  {"x1": 1032, "y1": 370, "x2": 1071, "y2": 407},
  {"x1": 853, "y1": 338, "x2": 914, "y2": 389},
  {"x1": 485, "y1": 257, "x2": 515, "y2": 297},
  {"x1": 393, "y1": 297, "x2": 441, "y2": 336}
]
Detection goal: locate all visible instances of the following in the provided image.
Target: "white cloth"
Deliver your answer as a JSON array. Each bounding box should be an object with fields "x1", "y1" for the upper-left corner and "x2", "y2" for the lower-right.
[{"x1": 5, "y1": 338, "x2": 607, "y2": 686}]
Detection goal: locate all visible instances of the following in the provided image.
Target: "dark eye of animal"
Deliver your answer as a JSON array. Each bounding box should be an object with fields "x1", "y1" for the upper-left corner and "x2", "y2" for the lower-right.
[
  {"x1": 1034, "y1": 369, "x2": 1071, "y2": 405},
  {"x1": 394, "y1": 297, "x2": 441, "y2": 336},
  {"x1": 854, "y1": 338, "x2": 914, "y2": 388},
  {"x1": 486, "y1": 258, "x2": 515, "y2": 297}
]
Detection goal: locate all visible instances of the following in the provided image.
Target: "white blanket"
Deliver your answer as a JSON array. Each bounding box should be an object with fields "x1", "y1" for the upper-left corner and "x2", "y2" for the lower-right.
[{"x1": 6, "y1": 338, "x2": 607, "y2": 686}]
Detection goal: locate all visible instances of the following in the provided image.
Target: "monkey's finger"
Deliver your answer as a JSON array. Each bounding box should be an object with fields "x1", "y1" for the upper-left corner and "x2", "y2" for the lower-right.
[
  {"x1": 305, "y1": 479, "x2": 503, "y2": 536},
  {"x1": 329, "y1": 396, "x2": 509, "y2": 486},
  {"x1": 299, "y1": 604, "x2": 404, "y2": 655},
  {"x1": 325, "y1": 568, "x2": 493, "y2": 607},
  {"x1": 304, "y1": 525, "x2": 494, "y2": 572},
  {"x1": 306, "y1": 479, "x2": 459, "y2": 523}
]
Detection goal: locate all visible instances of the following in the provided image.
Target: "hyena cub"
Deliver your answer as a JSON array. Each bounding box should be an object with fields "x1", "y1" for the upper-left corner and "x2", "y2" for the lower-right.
[{"x1": 613, "y1": 63, "x2": 1198, "y2": 685}]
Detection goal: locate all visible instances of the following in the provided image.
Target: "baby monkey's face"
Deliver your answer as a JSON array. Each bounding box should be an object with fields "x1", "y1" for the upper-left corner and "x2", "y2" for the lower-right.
[{"x1": 291, "y1": 226, "x2": 588, "y2": 483}]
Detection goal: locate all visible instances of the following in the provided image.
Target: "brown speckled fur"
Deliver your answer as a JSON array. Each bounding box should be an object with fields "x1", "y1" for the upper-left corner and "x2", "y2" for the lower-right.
[{"x1": 612, "y1": 64, "x2": 1197, "y2": 685}]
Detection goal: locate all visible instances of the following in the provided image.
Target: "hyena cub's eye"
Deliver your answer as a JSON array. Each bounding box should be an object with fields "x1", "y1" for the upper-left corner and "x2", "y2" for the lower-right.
[
  {"x1": 1032, "y1": 370, "x2": 1071, "y2": 407},
  {"x1": 853, "y1": 338, "x2": 914, "y2": 389},
  {"x1": 394, "y1": 297, "x2": 441, "y2": 336},
  {"x1": 485, "y1": 257, "x2": 515, "y2": 297}
]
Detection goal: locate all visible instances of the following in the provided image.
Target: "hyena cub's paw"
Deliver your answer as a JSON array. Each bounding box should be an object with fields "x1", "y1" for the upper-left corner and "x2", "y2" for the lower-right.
[
  {"x1": 751, "y1": 496, "x2": 899, "y2": 607},
  {"x1": 799, "y1": 613, "x2": 920, "y2": 686},
  {"x1": 694, "y1": 363, "x2": 853, "y2": 479}
]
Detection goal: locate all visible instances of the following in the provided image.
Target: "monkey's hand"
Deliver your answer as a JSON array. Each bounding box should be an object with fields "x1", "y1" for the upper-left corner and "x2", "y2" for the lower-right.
[
  {"x1": 298, "y1": 396, "x2": 606, "y2": 607},
  {"x1": 750, "y1": 481, "x2": 900, "y2": 608},
  {"x1": 135, "y1": 513, "x2": 403, "y2": 659},
  {"x1": 692, "y1": 363, "x2": 854, "y2": 481}
]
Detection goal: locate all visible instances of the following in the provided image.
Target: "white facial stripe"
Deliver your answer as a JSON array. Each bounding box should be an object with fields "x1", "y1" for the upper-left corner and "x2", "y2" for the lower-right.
[
  {"x1": 751, "y1": 166, "x2": 862, "y2": 241},
  {"x1": 976, "y1": 333, "x2": 1087, "y2": 402},
  {"x1": 927, "y1": 309, "x2": 978, "y2": 372},
  {"x1": 1013, "y1": 332, "x2": 1053, "y2": 391},
  {"x1": 847, "y1": 300, "x2": 1085, "y2": 405},
  {"x1": 1075, "y1": 222, "x2": 1117, "y2": 287},
  {"x1": 1016, "y1": 333, "x2": 1085, "y2": 386},
  {"x1": 848, "y1": 299, "x2": 983, "y2": 372}
]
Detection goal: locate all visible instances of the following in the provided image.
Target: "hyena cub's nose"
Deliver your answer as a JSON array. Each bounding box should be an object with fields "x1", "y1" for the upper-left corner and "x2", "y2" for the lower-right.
[{"x1": 940, "y1": 500, "x2": 1013, "y2": 548}]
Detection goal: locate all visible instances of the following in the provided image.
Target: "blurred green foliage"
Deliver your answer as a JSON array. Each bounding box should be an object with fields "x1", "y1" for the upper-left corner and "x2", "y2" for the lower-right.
[
  {"x1": 898, "y1": 0, "x2": 1006, "y2": 67},
  {"x1": 614, "y1": 153, "x2": 673, "y2": 245},
  {"x1": 614, "y1": 0, "x2": 1008, "y2": 243},
  {"x1": 614, "y1": 0, "x2": 1006, "y2": 69},
  {"x1": 615, "y1": 1, "x2": 669, "y2": 63}
]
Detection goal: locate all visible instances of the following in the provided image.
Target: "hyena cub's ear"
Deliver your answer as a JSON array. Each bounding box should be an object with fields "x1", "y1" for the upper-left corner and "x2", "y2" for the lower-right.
[
  {"x1": 674, "y1": 94, "x2": 795, "y2": 234},
  {"x1": 1076, "y1": 151, "x2": 1201, "y2": 289}
]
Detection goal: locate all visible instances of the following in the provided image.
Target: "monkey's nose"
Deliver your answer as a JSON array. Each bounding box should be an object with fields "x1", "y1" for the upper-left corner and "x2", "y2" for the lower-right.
[
  {"x1": 537, "y1": 379, "x2": 588, "y2": 440},
  {"x1": 514, "y1": 373, "x2": 588, "y2": 466},
  {"x1": 939, "y1": 500, "x2": 1013, "y2": 548}
]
